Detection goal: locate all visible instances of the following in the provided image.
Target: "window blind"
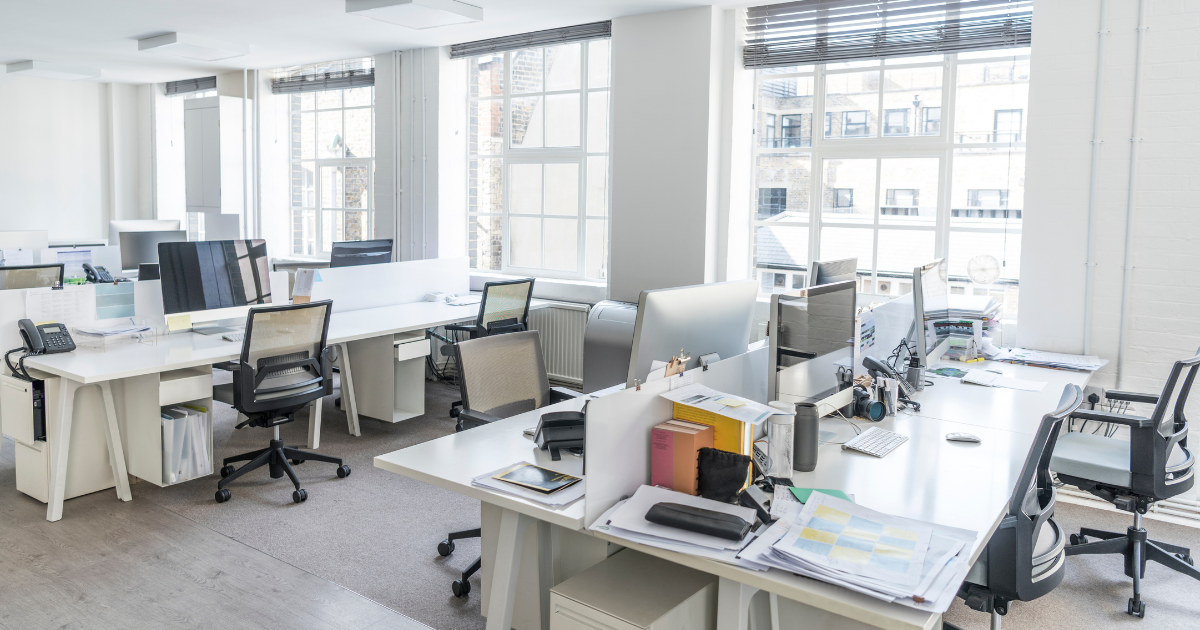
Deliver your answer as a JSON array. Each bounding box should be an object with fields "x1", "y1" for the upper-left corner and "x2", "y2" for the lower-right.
[
  {"x1": 165, "y1": 76, "x2": 217, "y2": 95},
  {"x1": 450, "y1": 21, "x2": 611, "y2": 59},
  {"x1": 744, "y1": 0, "x2": 1032, "y2": 69},
  {"x1": 272, "y1": 58, "x2": 375, "y2": 94}
]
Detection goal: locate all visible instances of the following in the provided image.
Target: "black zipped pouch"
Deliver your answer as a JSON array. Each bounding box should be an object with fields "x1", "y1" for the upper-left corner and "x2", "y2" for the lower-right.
[{"x1": 644, "y1": 502, "x2": 751, "y2": 541}]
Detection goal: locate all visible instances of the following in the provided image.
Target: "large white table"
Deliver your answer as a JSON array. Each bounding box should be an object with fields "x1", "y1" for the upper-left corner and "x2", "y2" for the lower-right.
[
  {"x1": 23, "y1": 298, "x2": 546, "y2": 522},
  {"x1": 375, "y1": 358, "x2": 1091, "y2": 630}
]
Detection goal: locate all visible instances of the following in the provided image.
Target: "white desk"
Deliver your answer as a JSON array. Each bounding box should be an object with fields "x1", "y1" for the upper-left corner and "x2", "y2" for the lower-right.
[{"x1": 21, "y1": 298, "x2": 546, "y2": 522}]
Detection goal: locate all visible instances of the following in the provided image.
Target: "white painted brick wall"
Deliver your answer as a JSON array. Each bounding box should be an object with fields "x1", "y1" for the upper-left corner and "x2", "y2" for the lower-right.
[{"x1": 1021, "y1": 0, "x2": 1200, "y2": 409}]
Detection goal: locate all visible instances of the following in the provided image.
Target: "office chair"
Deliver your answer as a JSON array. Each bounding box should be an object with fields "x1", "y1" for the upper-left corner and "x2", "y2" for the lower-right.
[
  {"x1": 808, "y1": 257, "x2": 858, "y2": 287},
  {"x1": 945, "y1": 384, "x2": 1082, "y2": 630},
  {"x1": 440, "y1": 277, "x2": 535, "y2": 418},
  {"x1": 437, "y1": 330, "x2": 580, "y2": 597},
  {"x1": 214, "y1": 300, "x2": 351, "y2": 505},
  {"x1": 1049, "y1": 349, "x2": 1199, "y2": 618}
]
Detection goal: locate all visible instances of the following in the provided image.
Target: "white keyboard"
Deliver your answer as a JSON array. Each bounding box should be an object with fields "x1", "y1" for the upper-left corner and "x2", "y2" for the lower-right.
[
  {"x1": 841, "y1": 426, "x2": 908, "y2": 458},
  {"x1": 222, "y1": 332, "x2": 245, "y2": 342}
]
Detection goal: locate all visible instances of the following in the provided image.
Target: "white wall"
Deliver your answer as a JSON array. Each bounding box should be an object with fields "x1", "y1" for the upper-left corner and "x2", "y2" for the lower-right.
[{"x1": 1020, "y1": 0, "x2": 1200, "y2": 394}]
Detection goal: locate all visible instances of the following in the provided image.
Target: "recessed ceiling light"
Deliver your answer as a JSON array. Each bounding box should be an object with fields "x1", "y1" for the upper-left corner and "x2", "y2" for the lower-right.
[
  {"x1": 6, "y1": 60, "x2": 101, "y2": 81},
  {"x1": 346, "y1": 0, "x2": 483, "y2": 30},
  {"x1": 138, "y1": 33, "x2": 249, "y2": 61}
]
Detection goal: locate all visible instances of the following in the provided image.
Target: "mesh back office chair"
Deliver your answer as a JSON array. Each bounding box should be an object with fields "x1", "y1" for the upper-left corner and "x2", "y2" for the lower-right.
[
  {"x1": 441, "y1": 278, "x2": 535, "y2": 418},
  {"x1": 808, "y1": 257, "x2": 858, "y2": 287},
  {"x1": 214, "y1": 301, "x2": 352, "y2": 505},
  {"x1": 437, "y1": 331, "x2": 579, "y2": 597},
  {"x1": 945, "y1": 385, "x2": 1082, "y2": 630},
  {"x1": 1050, "y1": 348, "x2": 1199, "y2": 618}
]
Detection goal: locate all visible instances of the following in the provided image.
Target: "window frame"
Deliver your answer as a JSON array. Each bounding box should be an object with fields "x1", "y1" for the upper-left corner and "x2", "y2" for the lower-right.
[
  {"x1": 993, "y1": 109, "x2": 1024, "y2": 143},
  {"x1": 883, "y1": 109, "x2": 910, "y2": 136}
]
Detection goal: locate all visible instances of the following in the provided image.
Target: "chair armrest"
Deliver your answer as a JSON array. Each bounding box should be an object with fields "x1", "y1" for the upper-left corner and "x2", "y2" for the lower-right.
[
  {"x1": 1071, "y1": 409, "x2": 1155, "y2": 430},
  {"x1": 444, "y1": 323, "x2": 478, "y2": 333},
  {"x1": 458, "y1": 408, "x2": 503, "y2": 431},
  {"x1": 549, "y1": 387, "x2": 583, "y2": 404},
  {"x1": 1105, "y1": 390, "x2": 1160, "y2": 405}
]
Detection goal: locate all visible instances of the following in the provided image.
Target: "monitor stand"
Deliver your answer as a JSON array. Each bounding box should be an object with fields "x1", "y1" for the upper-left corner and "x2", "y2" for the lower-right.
[{"x1": 193, "y1": 325, "x2": 244, "y2": 336}]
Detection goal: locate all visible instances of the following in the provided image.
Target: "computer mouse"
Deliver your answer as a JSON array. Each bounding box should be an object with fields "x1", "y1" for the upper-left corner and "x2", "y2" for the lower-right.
[{"x1": 946, "y1": 432, "x2": 981, "y2": 443}]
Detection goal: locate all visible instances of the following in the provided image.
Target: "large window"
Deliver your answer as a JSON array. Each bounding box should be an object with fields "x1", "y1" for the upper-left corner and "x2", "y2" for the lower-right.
[
  {"x1": 288, "y1": 58, "x2": 375, "y2": 257},
  {"x1": 752, "y1": 49, "x2": 1029, "y2": 317},
  {"x1": 467, "y1": 39, "x2": 611, "y2": 281}
]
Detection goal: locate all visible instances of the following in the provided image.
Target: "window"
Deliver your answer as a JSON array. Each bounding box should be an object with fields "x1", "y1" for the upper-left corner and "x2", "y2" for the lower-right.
[
  {"x1": 782, "y1": 114, "x2": 810, "y2": 147},
  {"x1": 468, "y1": 39, "x2": 611, "y2": 280},
  {"x1": 762, "y1": 113, "x2": 777, "y2": 147},
  {"x1": 883, "y1": 109, "x2": 909, "y2": 136},
  {"x1": 758, "y1": 188, "x2": 787, "y2": 217},
  {"x1": 286, "y1": 58, "x2": 375, "y2": 256},
  {"x1": 751, "y1": 50, "x2": 1028, "y2": 318},
  {"x1": 993, "y1": 109, "x2": 1023, "y2": 142}
]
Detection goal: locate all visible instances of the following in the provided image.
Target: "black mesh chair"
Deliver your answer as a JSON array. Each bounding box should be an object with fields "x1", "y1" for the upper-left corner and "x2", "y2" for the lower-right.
[
  {"x1": 437, "y1": 331, "x2": 579, "y2": 597},
  {"x1": 214, "y1": 300, "x2": 351, "y2": 505},
  {"x1": 946, "y1": 385, "x2": 1082, "y2": 630},
  {"x1": 441, "y1": 278, "x2": 535, "y2": 418},
  {"x1": 1050, "y1": 349, "x2": 1199, "y2": 618}
]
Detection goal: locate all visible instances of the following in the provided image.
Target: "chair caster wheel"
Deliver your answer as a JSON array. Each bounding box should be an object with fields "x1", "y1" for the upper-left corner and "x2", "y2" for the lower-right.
[
  {"x1": 293, "y1": 489, "x2": 308, "y2": 503},
  {"x1": 335, "y1": 397, "x2": 341, "y2": 408},
  {"x1": 452, "y1": 579, "x2": 470, "y2": 597},
  {"x1": 215, "y1": 488, "x2": 231, "y2": 503},
  {"x1": 1127, "y1": 598, "x2": 1145, "y2": 618},
  {"x1": 220, "y1": 464, "x2": 235, "y2": 479},
  {"x1": 1178, "y1": 553, "x2": 1194, "y2": 566},
  {"x1": 291, "y1": 459, "x2": 304, "y2": 465},
  {"x1": 450, "y1": 406, "x2": 460, "y2": 418},
  {"x1": 336, "y1": 464, "x2": 351, "y2": 478},
  {"x1": 1070, "y1": 534, "x2": 1088, "y2": 545},
  {"x1": 438, "y1": 540, "x2": 455, "y2": 556}
]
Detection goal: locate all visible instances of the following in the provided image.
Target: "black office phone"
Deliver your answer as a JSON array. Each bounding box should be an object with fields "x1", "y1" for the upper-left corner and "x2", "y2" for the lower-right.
[
  {"x1": 83, "y1": 263, "x2": 115, "y2": 283},
  {"x1": 19, "y1": 319, "x2": 76, "y2": 355}
]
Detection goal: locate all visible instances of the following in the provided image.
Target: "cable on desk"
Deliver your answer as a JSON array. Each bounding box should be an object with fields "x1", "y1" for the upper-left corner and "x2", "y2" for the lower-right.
[{"x1": 4, "y1": 347, "x2": 33, "y2": 382}]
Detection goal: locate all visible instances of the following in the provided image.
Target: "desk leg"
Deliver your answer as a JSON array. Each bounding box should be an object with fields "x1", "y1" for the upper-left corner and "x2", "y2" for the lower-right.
[
  {"x1": 337, "y1": 343, "x2": 361, "y2": 437},
  {"x1": 769, "y1": 592, "x2": 780, "y2": 630},
  {"x1": 307, "y1": 399, "x2": 323, "y2": 449},
  {"x1": 486, "y1": 508, "x2": 533, "y2": 630},
  {"x1": 46, "y1": 379, "x2": 79, "y2": 522},
  {"x1": 717, "y1": 578, "x2": 759, "y2": 630},
  {"x1": 98, "y1": 382, "x2": 132, "y2": 502},
  {"x1": 537, "y1": 521, "x2": 553, "y2": 630}
]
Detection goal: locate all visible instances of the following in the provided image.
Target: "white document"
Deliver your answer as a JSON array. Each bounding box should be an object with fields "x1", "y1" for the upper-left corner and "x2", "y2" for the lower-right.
[
  {"x1": 661, "y1": 383, "x2": 787, "y2": 426},
  {"x1": 447, "y1": 293, "x2": 483, "y2": 306},
  {"x1": 292, "y1": 268, "x2": 317, "y2": 298},
  {"x1": 606, "y1": 485, "x2": 757, "y2": 551},
  {"x1": 1, "y1": 249, "x2": 35, "y2": 266},
  {"x1": 771, "y1": 486, "x2": 802, "y2": 522},
  {"x1": 962, "y1": 369, "x2": 1046, "y2": 392},
  {"x1": 470, "y1": 463, "x2": 585, "y2": 508},
  {"x1": 25, "y1": 285, "x2": 96, "y2": 328},
  {"x1": 592, "y1": 499, "x2": 769, "y2": 571}
]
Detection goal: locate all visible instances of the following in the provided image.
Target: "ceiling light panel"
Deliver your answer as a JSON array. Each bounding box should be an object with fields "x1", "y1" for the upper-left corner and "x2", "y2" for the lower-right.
[
  {"x1": 138, "y1": 33, "x2": 250, "y2": 61},
  {"x1": 6, "y1": 60, "x2": 101, "y2": 81},
  {"x1": 346, "y1": 0, "x2": 483, "y2": 30}
]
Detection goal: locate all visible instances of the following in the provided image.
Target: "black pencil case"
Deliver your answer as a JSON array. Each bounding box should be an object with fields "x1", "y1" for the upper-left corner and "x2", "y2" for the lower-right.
[{"x1": 644, "y1": 502, "x2": 751, "y2": 541}]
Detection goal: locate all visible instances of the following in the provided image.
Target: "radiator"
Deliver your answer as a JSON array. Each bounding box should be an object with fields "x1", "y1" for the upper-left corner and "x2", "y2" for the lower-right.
[{"x1": 528, "y1": 301, "x2": 590, "y2": 388}]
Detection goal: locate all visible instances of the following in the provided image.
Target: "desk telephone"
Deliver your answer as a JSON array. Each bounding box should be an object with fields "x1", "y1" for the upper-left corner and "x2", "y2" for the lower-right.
[
  {"x1": 83, "y1": 263, "x2": 115, "y2": 283},
  {"x1": 19, "y1": 319, "x2": 76, "y2": 355}
]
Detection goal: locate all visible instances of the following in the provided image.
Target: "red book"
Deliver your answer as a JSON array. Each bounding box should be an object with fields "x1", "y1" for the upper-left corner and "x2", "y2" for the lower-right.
[{"x1": 650, "y1": 420, "x2": 714, "y2": 495}]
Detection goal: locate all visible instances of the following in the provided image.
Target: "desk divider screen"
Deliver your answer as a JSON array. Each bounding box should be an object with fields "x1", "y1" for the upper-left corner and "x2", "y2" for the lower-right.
[
  {"x1": 583, "y1": 345, "x2": 769, "y2": 527},
  {"x1": 309, "y1": 257, "x2": 470, "y2": 313}
]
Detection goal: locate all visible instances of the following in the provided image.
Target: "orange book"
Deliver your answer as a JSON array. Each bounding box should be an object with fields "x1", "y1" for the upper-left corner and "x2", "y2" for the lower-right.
[{"x1": 650, "y1": 420, "x2": 714, "y2": 495}]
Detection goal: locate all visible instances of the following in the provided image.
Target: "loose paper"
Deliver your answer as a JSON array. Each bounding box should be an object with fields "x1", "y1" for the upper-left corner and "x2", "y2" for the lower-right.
[
  {"x1": 25, "y1": 285, "x2": 95, "y2": 327},
  {"x1": 293, "y1": 268, "x2": 316, "y2": 304},
  {"x1": 660, "y1": 383, "x2": 787, "y2": 425},
  {"x1": 1, "y1": 249, "x2": 35, "y2": 266}
]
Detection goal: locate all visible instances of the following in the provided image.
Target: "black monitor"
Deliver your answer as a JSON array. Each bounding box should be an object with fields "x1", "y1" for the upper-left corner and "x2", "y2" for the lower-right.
[
  {"x1": 158, "y1": 240, "x2": 272, "y2": 331},
  {"x1": 0, "y1": 264, "x2": 64, "y2": 290},
  {"x1": 119, "y1": 230, "x2": 187, "y2": 271},
  {"x1": 329, "y1": 239, "x2": 393, "y2": 268}
]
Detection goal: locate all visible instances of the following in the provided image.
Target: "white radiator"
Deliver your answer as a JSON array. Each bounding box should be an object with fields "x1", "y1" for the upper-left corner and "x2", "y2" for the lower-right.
[{"x1": 528, "y1": 301, "x2": 590, "y2": 387}]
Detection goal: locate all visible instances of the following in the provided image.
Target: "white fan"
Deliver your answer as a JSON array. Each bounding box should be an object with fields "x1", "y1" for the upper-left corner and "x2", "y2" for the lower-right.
[{"x1": 967, "y1": 255, "x2": 1001, "y2": 285}]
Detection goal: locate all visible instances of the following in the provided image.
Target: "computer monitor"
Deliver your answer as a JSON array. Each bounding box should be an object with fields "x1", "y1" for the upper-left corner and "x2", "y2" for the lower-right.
[
  {"x1": 108, "y1": 220, "x2": 181, "y2": 249},
  {"x1": 768, "y1": 281, "x2": 857, "y2": 404},
  {"x1": 119, "y1": 230, "x2": 187, "y2": 272},
  {"x1": 0, "y1": 264, "x2": 63, "y2": 290},
  {"x1": 808, "y1": 257, "x2": 858, "y2": 287},
  {"x1": 911, "y1": 258, "x2": 949, "y2": 368},
  {"x1": 626, "y1": 280, "x2": 758, "y2": 387},
  {"x1": 158, "y1": 240, "x2": 272, "y2": 334},
  {"x1": 329, "y1": 239, "x2": 393, "y2": 268}
]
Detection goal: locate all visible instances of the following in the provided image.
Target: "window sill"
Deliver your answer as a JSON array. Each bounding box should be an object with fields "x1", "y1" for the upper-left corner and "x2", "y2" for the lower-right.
[{"x1": 470, "y1": 271, "x2": 607, "y2": 305}]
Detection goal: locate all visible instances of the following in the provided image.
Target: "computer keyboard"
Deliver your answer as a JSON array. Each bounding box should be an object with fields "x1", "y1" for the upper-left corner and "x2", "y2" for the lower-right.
[
  {"x1": 222, "y1": 332, "x2": 245, "y2": 342},
  {"x1": 841, "y1": 426, "x2": 908, "y2": 458}
]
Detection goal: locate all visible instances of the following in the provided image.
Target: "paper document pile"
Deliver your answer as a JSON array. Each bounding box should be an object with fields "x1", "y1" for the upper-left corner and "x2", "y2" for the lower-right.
[
  {"x1": 660, "y1": 383, "x2": 789, "y2": 426},
  {"x1": 470, "y1": 463, "x2": 584, "y2": 508},
  {"x1": 960, "y1": 369, "x2": 1046, "y2": 392},
  {"x1": 985, "y1": 348, "x2": 1108, "y2": 372},
  {"x1": 739, "y1": 493, "x2": 975, "y2": 613},
  {"x1": 447, "y1": 294, "x2": 483, "y2": 306},
  {"x1": 75, "y1": 323, "x2": 152, "y2": 337}
]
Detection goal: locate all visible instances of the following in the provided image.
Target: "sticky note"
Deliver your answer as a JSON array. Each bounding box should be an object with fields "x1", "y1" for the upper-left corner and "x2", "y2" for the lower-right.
[
  {"x1": 166, "y1": 313, "x2": 192, "y2": 332},
  {"x1": 716, "y1": 398, "x2": 746, "y2": 407}
]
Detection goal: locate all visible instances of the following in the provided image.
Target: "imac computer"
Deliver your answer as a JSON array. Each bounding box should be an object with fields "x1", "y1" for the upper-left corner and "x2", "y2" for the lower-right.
[
  {"x1": 0, "y1": 264, "x2": 64, "y2": 290},
  {"x1": 108, "y1": 220, "x2": 181, "y2": 250},
  {"x1": 911, "y1": 258, "x2": 949, "y2": 369},
  {"x1": 768, "y1": 280, "x2": 857, "y2": 414},
  {"x1": 808, "y1": 257, "x2": 858, "y2": 287},
  {"x1": 626, "y1": 280, "x2": 758, "y2": 388},
  {"x1": 119, "y1": 230, "x2": 187, "y2": 272},
  {"x1": 329, "y1": 239, "x2": 393, "y2": 268},
  {"x1": 159, "y1": 240, "x2": 273, "y2": 335}
]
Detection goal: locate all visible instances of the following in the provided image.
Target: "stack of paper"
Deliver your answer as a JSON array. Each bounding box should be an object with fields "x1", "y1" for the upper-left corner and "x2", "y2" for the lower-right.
[
  {"x1": 738, "y1": 493, "x2": 975, "y2": 613},
  {"x1": 989, "y1": 348, "x2": 1108, "y2": 372},
  {"x1": 162, "y1": 405, "x2": 211, "y2": 484},
  {"x1": 961, "y1": 368, "x2": 1047, "y2": 392},
  {"x1": 76, "y1": 323, "x2": 152, "y2": 337},
  {"x1": 447, "y1": 293, "x2": 483, "y2": 306},
  {"x1": 660, "y1": 383, "x2": 789, "y2": 426},
  {"x1": 470, "y1": 463, "x2": 585, "y2": 508}
]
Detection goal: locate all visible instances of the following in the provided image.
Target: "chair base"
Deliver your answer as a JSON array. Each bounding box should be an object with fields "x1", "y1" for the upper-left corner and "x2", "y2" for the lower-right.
[
  {"x1": 438, "y1": 527, "x2": 482, "y2": 597},
  {"x1": 216, "y1": 438, "x2": 349, "y2": 504},
  {"x1": 1066, "y1": 513, "x2": 1200, "y2": 618}
]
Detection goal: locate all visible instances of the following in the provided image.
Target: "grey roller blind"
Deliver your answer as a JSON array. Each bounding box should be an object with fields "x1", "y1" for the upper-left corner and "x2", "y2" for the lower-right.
[
  {"x1": 450, "y1": 21, "x2": 611, "y2": 59},
  {"x1": 165, "y1": 76, "x2": 216, "y2": 95},
  {"x1": 272, "y1": 58, "x2": 375, "y2": 94},
  {"x1": 745, "y1": 0, "x2": 1032, "y2": 69}
]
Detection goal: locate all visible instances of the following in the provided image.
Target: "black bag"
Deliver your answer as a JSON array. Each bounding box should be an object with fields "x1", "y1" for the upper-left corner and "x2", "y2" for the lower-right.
[{"x1": 696, "y1": 447, "x2": 752, "y2": 503}]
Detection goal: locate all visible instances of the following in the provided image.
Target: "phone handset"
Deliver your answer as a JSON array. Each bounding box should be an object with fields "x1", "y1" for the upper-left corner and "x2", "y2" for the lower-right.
[
  {"x1": 862, "y1": 355, "x2": 915, "y2": 399},
  {"x1": 83, "y1": 263, "x2": 115, "y2": 283},
  {"x1": 19, "y1": 319, "x2": 44, "y2": 354}
]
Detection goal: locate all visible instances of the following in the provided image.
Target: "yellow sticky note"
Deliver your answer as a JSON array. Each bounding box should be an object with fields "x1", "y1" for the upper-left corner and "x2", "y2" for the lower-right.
[
  {"x1": 166, "y1": 313, "x2": 192, "y2": 332},
  {"x1": 716, "y1": 398, "x2": 746, "y2": 407}
]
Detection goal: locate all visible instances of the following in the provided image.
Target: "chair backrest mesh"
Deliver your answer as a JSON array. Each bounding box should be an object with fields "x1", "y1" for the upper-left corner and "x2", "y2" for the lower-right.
[
  {"x1": 1013, "y1": 384, "x2": 1081, "y2": 520},
  {"x1": 242, "y1": 302, "x2": 330, "y2": 399},
  {"x1": 1152, "y1": 348, "x2": 1200, "y2": 438},
  {"x1": 457, "y1": 330, "x2": 549, "y2": 418},
  {"x1": 479, "y1": 279, "x2": 533, "y2": 329}
]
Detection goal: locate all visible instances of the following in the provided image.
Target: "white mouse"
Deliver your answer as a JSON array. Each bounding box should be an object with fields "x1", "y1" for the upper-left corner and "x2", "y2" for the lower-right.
[{"x1": 946, "y1": 432, "x2": 981, "y2": 443}]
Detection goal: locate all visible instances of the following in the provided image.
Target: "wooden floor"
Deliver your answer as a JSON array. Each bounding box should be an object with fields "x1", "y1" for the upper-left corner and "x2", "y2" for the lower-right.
[{"x1": 0, "y1": 457, "x2": 430, "y2": 630}]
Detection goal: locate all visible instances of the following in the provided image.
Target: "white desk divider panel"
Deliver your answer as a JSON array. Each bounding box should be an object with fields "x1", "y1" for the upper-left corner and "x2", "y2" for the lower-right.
[
  {"x1": 133, "y1": 270, "x2": 290, "y2": 332},
  {"x1": 39, "y1": 245, "x2": 122, "y2": 274},
  {"x1": 583, "y1": 347, "x2": 769, "y2": 527},
  {"x1": 0, "y1": 230, "x2": 49, "y2": 251},
  {"x1": 310, "y1": 257, "x2": 470, "y2": 313}
]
